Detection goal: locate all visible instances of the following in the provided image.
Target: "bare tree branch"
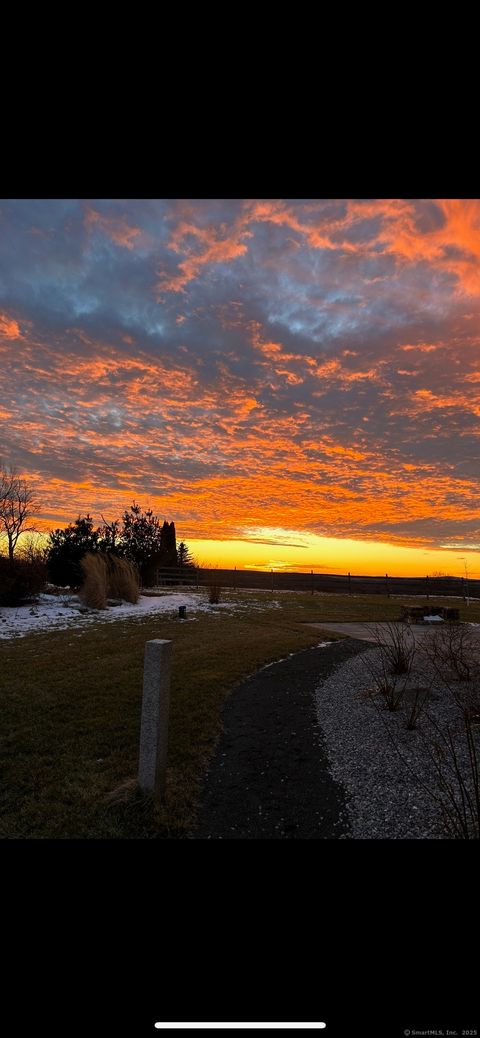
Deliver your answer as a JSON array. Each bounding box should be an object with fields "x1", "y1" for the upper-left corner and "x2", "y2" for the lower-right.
[{"x1": 0, "y1": 464, "x2": 39, "y2": 562}]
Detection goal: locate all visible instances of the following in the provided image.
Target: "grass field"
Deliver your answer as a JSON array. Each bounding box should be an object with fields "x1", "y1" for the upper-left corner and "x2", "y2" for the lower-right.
[{"x1": 1, "y1": 589, "x2": 479, "y2": 839}]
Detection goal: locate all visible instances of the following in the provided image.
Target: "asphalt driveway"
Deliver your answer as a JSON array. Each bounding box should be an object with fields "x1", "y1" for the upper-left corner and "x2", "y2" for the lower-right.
[{"x1": 191, "y1": 637, "x2": 367, "y2": 840}]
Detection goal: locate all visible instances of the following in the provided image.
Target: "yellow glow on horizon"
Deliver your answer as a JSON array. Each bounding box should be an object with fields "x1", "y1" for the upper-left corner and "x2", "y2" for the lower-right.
[
  {"x1": 187, "y1": 530, "x2": 480, "y2": 578},
  {"x1": 13, "y1": 526, "x2": 479, "y2": 579}
]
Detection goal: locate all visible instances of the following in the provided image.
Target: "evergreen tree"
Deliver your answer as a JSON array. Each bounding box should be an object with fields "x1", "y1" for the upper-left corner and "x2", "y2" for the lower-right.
[
  {"x1": 160, "y1": 520, "x2": 177, "y2": 567},
  {"x1": 120, "y1": 504, "x2": 176, "y2": 584},
  {"x1": 45, "y1": 515, "x2": 99, "y2": 587},
  {"x1": 97, "y1": 517, "x2": 121, "y2": 554},
  {"x1": 44, "y1": 504, "x2": 179, "y2": 589},
  {"x1": 177, "y1": 541, "x2": 195, "y2": 568}
]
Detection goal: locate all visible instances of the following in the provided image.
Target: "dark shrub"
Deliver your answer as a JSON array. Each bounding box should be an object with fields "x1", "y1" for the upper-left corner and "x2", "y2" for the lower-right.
[
  {"x1": 208, "y1": 582, "x2": 222, "y2": 604},
  {"x1": 0, "y1": 556, "x2": 48, "y2": 605},
  {"x1": 45, "y1": 514, "x2": 99, "y2": 588}
]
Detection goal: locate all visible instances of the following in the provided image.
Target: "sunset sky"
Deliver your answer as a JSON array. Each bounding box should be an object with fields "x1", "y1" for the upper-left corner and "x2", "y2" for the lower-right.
[{"x1": 1, "y1": 198, "x2": 479, "y2": 576}]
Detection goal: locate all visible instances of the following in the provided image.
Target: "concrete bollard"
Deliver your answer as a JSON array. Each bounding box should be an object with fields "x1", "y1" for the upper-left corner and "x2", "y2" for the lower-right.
[{"x1": 138, "y1": 639, "x2": 172, "y2": 798}]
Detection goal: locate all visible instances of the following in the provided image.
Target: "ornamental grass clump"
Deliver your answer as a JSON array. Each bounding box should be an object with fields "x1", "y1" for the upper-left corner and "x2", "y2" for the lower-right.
[
  {"x1": 80, "y1": 552, "x2": 108, "y2": 610},
  {"x1": 80, "y1": 552, "x2": 140, "y2": 608},
  {"x1": 106, "y1": 554, "x2": 139, "y2": 604}
]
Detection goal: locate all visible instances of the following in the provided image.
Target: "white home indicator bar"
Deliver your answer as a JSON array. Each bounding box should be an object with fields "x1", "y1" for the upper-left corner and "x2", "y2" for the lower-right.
[{"x1": 154, "y1": 1026, "x2": 326, "y2": 1031}]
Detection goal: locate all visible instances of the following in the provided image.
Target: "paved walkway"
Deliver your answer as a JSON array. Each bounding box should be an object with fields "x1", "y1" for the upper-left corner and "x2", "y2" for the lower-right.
[
  {"x1": 191, "y1": 637, "x2": 367, "y2": 840},
  {"x1": 305, "y1": 620, "x2": 479, "y2": 643}
]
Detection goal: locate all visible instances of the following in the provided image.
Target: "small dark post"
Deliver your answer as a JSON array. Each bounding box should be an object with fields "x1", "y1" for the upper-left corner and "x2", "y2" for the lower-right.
[
  {"x1": 348, "y1": 571, "x2": 351, "y2": 596},
  {"x1": 179, "y1": 605, "x2": 186, "y2": 619},
  {"x1": 385, "y1": 573, "x2": 390, "y2": 598},
  {"x1": 426, "y1": 575, "x2": 429, "y2": 600}
]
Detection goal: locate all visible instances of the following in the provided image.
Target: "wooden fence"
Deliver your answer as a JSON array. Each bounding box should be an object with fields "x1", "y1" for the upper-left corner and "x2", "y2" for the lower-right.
[{"x1": 150, "y1": 567, "x2": 479, "y2": 600}]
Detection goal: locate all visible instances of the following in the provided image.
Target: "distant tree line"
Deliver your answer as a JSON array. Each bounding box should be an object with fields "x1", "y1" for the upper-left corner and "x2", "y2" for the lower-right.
[
  {"x1": 1, "y1": 463, "x2": 195, "y2": 600},
  {"x1": 44, "y1": 502, "x2": 195, "y2": 588}
]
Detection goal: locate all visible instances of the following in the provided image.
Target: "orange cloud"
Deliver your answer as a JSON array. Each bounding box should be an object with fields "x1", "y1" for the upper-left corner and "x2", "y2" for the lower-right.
[
  {"x1": 152, "y1": 199, "x2": 480, "y2": 300},
  {"x1": 245, "y1": 199, "x2": 371, "y2": 253},
  {"x1": 373, "y1": 198, "x2": 480, "y2": 295},
  {"x1": 85, "y1": 207, "x2": 142, "y2": 249},
  {"x1": 0, "y1": 313, "x2": 22, "y2": 339},
  {"x1": 157, "y1": 219, "x2": 252, "y2": 293}
]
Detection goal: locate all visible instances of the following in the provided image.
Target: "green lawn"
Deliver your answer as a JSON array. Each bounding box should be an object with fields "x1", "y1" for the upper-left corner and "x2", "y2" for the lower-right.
[{"x1": 1, "y1": 590, "x2": 479, "y2": 839}]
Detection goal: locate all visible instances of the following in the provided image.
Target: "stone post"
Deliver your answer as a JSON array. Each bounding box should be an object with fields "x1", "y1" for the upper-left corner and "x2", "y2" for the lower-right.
[{"x1": 138, "y1": 639, "x2": 172, "y2": 798}]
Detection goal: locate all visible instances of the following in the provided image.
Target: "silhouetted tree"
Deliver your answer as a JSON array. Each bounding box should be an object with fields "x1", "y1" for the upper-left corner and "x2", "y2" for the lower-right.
[
  {"x1": 120, "y1": 504, "x2": 176, "y2": 584},
  {"x1": 45, "y1": 515, "x2": 99, "y2": 587},
  {"x1": 177, "y1": 541, "x2": 195, "y2": 568},
  {"x1": 160, "y1": 520, "x2": 177, "y2": 567},
  {"x1": 97, "y1": 516, "x2": 121, "y2": 554},
  {"x1": 0, "y1": 464, "x2": 39, "y2": 562},
  {"x1": 18, "y1": 533, "x2": 46, "y2": 564},
  {"x1": 44, "y1": 503, "x2": 179, "y2": 588}
]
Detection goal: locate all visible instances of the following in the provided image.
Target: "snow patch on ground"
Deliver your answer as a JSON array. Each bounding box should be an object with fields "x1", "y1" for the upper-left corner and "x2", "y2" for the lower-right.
[
  {"x1": 259, "y1": 641, "x2": 333, "y2": 671},
  {"x1": 0, "y1": 591, "x2": 281, "y2": 639}
]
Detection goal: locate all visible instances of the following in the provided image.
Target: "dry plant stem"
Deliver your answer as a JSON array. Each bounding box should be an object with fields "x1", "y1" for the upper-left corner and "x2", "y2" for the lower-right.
[
  {"x1": 362, "y1": 671, "x2": 448, "y2": 822},
  {"x1": 358, "y1": 638, "x2": 479, "y2": 837},
  {"x1": 363, "y1": 620, "x2": 416, "y2": 676},
  {"x1": 417, "y1": 634, "x2": 480, "y2": 834},
  {"x1": 419, "y1": 715, "x2": 479, "y2": 839},
  {"x1": 421, "y1": 625, "x2": 479, "y2": 683},
  {"x1": 361, "y1": 640, "x2": 409, "y2": 711},
  {"x1": 404, "y1": 686, "x2": 431, "y2": 730},
  {"x1": 363, "y1": 629, "x2": 480, "y2": 838},
  {"x1": 208, "y1": 583, "x2": 222, "y2": 604}
]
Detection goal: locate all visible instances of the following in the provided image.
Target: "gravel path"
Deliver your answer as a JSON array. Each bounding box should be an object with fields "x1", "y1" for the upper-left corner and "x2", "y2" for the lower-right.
[{"x1": 315, "y1": 644, "x2": 479, "y2": 839}]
